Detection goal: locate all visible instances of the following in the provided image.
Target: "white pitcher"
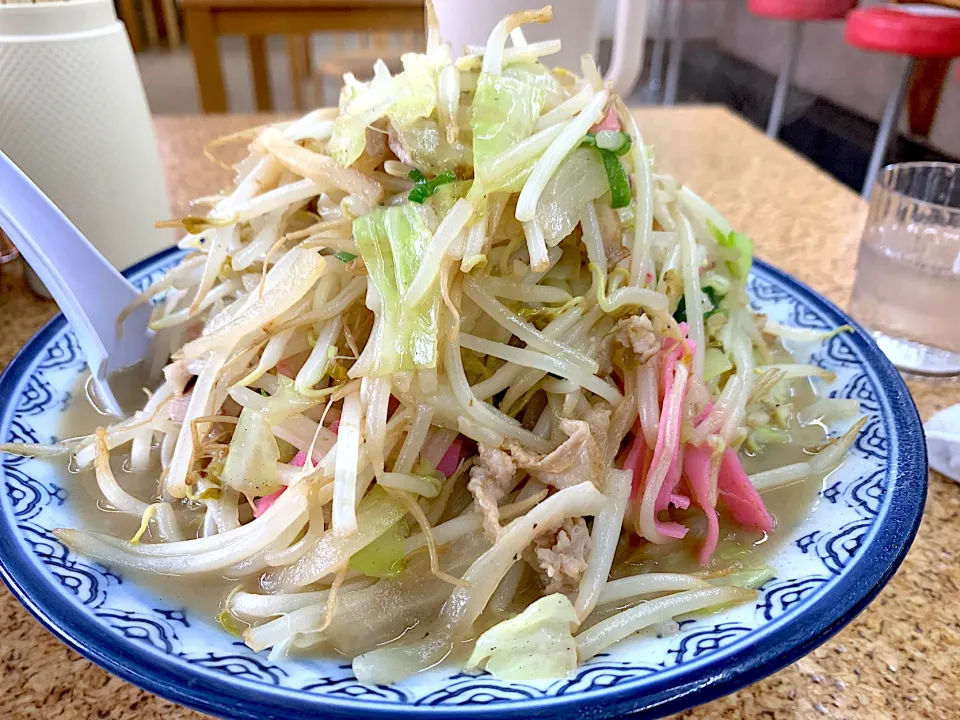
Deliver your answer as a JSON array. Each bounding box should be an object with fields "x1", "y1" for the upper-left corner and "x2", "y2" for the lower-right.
[{"x1": 432, "y1": 0, "x2": 647, "y2": 97}]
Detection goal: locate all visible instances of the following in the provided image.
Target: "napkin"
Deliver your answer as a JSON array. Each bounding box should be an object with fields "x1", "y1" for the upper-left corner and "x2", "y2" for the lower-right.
[{"x1": 926, "y1": 405, "x2": 960, "y2": 481}]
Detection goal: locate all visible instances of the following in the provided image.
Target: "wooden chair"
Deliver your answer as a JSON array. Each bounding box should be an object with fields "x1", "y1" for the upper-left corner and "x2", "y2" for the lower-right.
[
  {"x1": 118, "y1": 0, "x2": 182, "y2": 52},
  {"x1": 246, "y1": 35, "x2": 314, "y2": 112},
  {"x1": 182, "y1": 0, "x2": 425, "y2": 113},
  {"x1": 288, "y1": 35, "x2": 314, "y2": 111}
]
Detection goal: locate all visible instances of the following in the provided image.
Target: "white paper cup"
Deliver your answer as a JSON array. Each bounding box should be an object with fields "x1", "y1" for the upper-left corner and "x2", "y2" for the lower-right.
[{"x1": 0, "y1": 0, "x2": 172, "y2": 277}]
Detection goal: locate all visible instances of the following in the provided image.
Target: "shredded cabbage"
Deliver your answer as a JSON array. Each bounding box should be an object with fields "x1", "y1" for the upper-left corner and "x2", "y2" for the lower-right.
[
  {"x1": 221, "y1": 408, "x2": 281, "y2": 497},
  {"x1": 466, "y1": 593, "x2": 579, "y2": 680},
  {"x1": 393, "y1": 119, "x2": 473, "y2": 176},
  {"x1": 328, "y1": 52, "x2": 440, "y2": 168},
  {"x1": 535, "y1": 148, "x2": 608, "y2": 245},
  {"x1": 388, "y1": 52, "x2": 441, "y2": 128},
  {"x1": 472, "y1": 70, "x2": 547, "y2": 193},
  {"x1": 349, "y1": 518, "x2": 409, "y2": 578},
  {"x1": 709, "y1": 220, "x2": 754, "y2": 282},
  {"x1": 353, "y1": 204, "x2": 442, "y2": 375},
  {"x1": 709, "y1": 567, "x2": 776, "y2": 590},
  {"x1": 703, "y1": 347, "x2": 733, "y2": 382}
]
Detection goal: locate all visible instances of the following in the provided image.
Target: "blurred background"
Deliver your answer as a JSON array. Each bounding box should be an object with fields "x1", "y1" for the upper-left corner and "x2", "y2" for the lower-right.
[{"x1": 68, "y1": 0, "x2": 960, "y2": 191}]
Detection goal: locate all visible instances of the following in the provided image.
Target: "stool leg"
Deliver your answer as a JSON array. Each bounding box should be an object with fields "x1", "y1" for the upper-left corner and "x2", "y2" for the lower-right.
[
  {"x1": 766, "y1": 22, "x2": 803, "y2": 139},
  {"x1": 863, "y1": 57, "x2": 915, "y2": 200},
  {"x1": 646, "y1": 0, "x2": 670, "y2": 103},
  {"x1": 662, "y1": 0, "x2": 685, "y2": 106}
]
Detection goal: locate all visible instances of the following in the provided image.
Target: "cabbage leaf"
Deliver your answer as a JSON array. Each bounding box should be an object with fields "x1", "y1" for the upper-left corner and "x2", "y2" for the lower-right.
[
  {"x1": 703, "y1": 347, "x2": 733, "y2": 382},
  {"x1": 709, "y1": 221, "x2": 754, "y2": 282},
  {"x1": 388, "y1": 52, "x2": 438, "y2": 127},
  {"x1": 472, "y1": 70, "x2": 546, "y2": 193},
  {"x1": 221, "y1": 407, "x2": 281, "y2": 497},
  {"x1": 466, "y1": 593, "x2": 579, "y2": 680},
  {"x1": 264, "y1": 375, "x2": 326, "y2": 423},
  {"x1": 392, "y1": 119, "x2": 473, "y2": 176},
  {"x1": 354, "y1": 204, "x2": 442, "y2": 375},
  {"x1": 505, "y1": 65, "x2": 565, "y2": 111},
  {"x1": 349, "y1": 518, "x2": 409, "y2": 578},
  {"x1": 329, "y1": 52, "x2": 439, "y2": 168},
  {"x1": 535, "y1": 148, "x2": 608, "y2": 245}
]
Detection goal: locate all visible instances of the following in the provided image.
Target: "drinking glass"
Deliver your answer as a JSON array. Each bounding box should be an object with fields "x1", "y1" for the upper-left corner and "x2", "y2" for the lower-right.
[{"x1": 849, "y1": 162, "x2": 960, "y2": 377}]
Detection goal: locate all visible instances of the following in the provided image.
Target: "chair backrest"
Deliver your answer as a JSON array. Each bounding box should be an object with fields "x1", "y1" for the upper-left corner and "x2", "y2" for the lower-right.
[{"x1": 117, "y1": 0, "x2": 181, "y2": 52}]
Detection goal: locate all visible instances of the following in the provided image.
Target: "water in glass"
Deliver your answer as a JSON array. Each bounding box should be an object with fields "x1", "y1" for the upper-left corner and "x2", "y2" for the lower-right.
[{"x1": 849, "y1": 162, "x2": 960, "y2": 377}]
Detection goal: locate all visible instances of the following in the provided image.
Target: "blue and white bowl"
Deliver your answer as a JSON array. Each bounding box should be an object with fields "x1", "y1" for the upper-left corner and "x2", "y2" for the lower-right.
[{"x1": 0, "y1": 249, "x2": 926, "y2": 720}]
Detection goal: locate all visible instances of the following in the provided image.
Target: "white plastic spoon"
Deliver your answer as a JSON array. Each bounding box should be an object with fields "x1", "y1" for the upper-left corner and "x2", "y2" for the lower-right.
[{"x1": 0, "y1": 150, "x2": 153, "y2": 416}]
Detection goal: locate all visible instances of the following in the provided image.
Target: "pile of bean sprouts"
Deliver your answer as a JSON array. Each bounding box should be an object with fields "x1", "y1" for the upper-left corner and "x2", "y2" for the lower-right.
[{"x1": 3, "y1": 4, "x2": 864, "y2": 684}]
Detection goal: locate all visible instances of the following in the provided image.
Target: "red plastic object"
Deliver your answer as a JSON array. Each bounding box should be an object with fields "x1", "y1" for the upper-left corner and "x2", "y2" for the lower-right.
[
  {"x1": 845, "y1": 6, "x2": 960, "y2": 58},
  {"x1": 748, "y1": 0, "x2": 856, "y2": 21}
]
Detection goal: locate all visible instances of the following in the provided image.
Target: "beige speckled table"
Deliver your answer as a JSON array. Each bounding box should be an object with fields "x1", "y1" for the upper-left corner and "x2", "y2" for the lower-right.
[{"x1": 2, "y1": 107, "x2": 958, "y2": 719}]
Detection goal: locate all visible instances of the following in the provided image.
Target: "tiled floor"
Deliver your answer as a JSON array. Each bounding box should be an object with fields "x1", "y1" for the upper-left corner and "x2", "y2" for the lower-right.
[{"x1": 138, "y1": 36, "x2": 957, "y2": 194}]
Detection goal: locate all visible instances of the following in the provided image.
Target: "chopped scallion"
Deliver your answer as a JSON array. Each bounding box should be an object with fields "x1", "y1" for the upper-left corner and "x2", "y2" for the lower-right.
[
  {"x1": 408, "y1": 169, "x2": 457, "y2": 204},
  {"x1": 598, "y1": 149, "x2": 631, "y2": 209},
  {"x1": 674, "y1": 285, "x2": 723, "y2": 323},
  {"x1": 580, "y1": 131, "x2": 632, "y2": 156}
]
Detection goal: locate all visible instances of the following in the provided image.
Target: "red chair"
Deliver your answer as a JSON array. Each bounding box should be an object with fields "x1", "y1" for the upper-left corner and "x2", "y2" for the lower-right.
[
  {"x1": 846, "y1": 5, "x2": 960, "y2": 197},
  {"x1": 748, "y1": 0, "x2": 859, "y2": 139}
]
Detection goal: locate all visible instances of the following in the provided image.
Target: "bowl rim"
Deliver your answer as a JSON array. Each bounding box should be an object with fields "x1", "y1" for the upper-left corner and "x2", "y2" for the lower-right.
[{"x1": 0, "y1": 248, "x2": 928, "y2": 720}]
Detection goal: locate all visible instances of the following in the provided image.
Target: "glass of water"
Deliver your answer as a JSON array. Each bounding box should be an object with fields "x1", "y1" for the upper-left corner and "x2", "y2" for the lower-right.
[{"x1": 850, "y1": 162, "x2": 960, "y2": 377}]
